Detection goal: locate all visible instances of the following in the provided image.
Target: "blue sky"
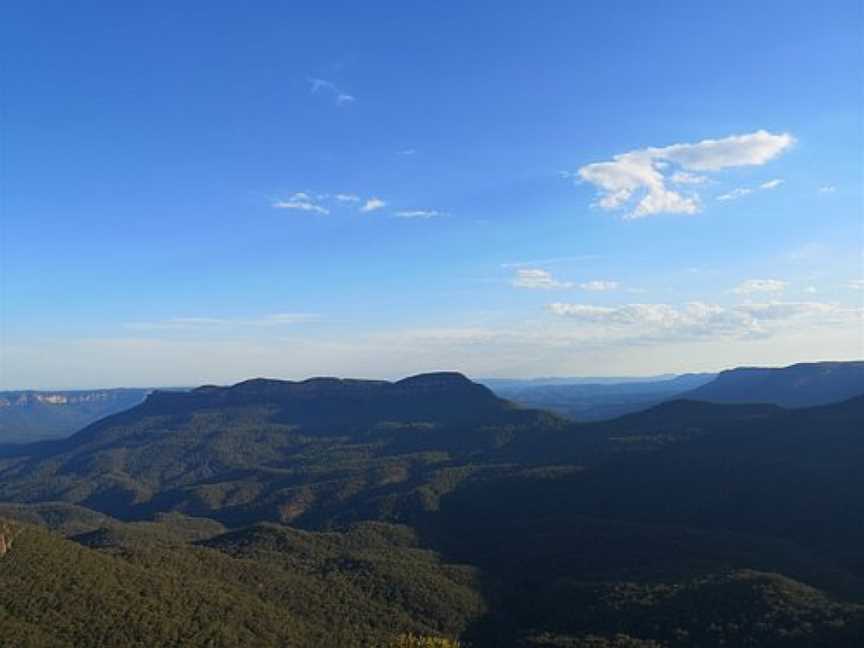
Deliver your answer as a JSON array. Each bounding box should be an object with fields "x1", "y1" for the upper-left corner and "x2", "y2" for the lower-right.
[{"x1": 2, "y1": 1, "x2": 862, "y2": 388}]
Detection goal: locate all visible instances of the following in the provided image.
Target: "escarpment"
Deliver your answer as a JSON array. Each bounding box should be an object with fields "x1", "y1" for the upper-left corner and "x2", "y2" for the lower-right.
[{"x1": 0, "y1": 521, "x2": 21, "y2": 556}]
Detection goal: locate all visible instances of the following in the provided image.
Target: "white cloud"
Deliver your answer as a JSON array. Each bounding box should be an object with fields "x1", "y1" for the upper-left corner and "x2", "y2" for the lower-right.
[
  {"x1": 398, "y1": 149, "x2": 416, "y2": 156},
  {"x1": 819, "y1": 186, "x2": 837, "y2": 193},
  {"x1": 547, "y1": 303, "x2": 617, "y2": 320},
  {"x1": 395, "y1": 210, "x2": 442, "y2": 219},
  {"x1": 849, "y1": 279, "x2": 864, "y2": 290},
  {"x1": 10, "y1": 304, "x2": 862, "y2": 389},
  {"x1": 577, "y1": 150, "x2": 701, "y2": 218},
  {"x1": 548, "y1": 302, "x2": 759, "y2": 338},
  {"x1": 716, "y1": 187, "x2": 753, "y2": 201},
  {"x1": 309, "y1": 78, "x2": 355, "y2": 104},
  {"x1": 735, "y1": 301, "x2": 836, "y2": 320},
  {"x1": 275, "y1": 192, "x2": 436, "y2": 218},
  {"x1": 335, "y1": 193, "x2": 361, "y2": 203},
  {"x1": 513, "y1": 269, "x2": 573, "y2": 290},
  {"x1": 732, "y1": 279, "x2": 787, "y2": 295},
  {"x1": 574, "y1": 130, "x2": 794, "y2": 218},
  {"x1": 670, "y1": 172, "x2": 707, "y2": 185},
  {"x1": 547, "y1": 299, "x2": 855, "y2": 342},
  {"x1": 579, "y1": 280, "x2": 619, "y2": 291},
  {"x1": 273, "y1": 200, "x2": 329, "y2": 215},
  {"x1": 360, "y1": 197, "x2": 387, "y2": 212},
  {"x1": 654, "y1": 131, "x2": 794, "y2": 171},
  {"x1": 717, "y1": 178, "x2": 784, "y2": 201}
]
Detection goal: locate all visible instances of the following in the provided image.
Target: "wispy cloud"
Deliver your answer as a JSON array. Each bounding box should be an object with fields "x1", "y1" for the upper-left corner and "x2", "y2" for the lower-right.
[
  {"x1": 273, "y1": 199, "x2": 330, "y2": 215},
  {"x1": 309, "y1": 77, "x2": 355, "y2": 105},
  {"x1": 717, "y1": 187, "x2": 753, "y2": 202},
  {"x1": 849, "y1": 279, "x2": 864, "y2": 290},
  {"x1": 398, "y1": 149, "x2": 416, "y2": 156},
  {"x1": 717, "y1": 177, "x2": 784, "y2": 201},
  {"x1": 360, "y1": 197, "x2": 387, "y2": 212},
  {"x1": 670, "y1": 171, "x2": 707, "y2": 185},
  {"x1": 395, "y1": 210, "x2": 442, "y2": 219},
  {"x1": 573, "y1": 130, "x2": 794, "y2": 218},
  {"x1": 126, "y1": 313, "x2": 321, "y2": 331},
  {"x1": 548, "y1": 300, "x2": 855, "y2": 341},
  {"x1": 819, "y1": 185, "x2": 837, "y2": 193},
  {"x1": 579, "y1": 280, "x2": 619, "y2": 292},
  {"x1": 274, "y1": 192, "x2": 387, "y2": 216},
  {"x1": 512, "y1": 269, "x2": 573, "y2": 289},
  {"x1": 273, "y1": 192, "x2": 440, "y2": 219},
  {"x1": 732, "y1": 279, "x2": 787, "y2": 295},
  {"x1": 335, "y1": 193, "x2": 361, "y2": 203}
]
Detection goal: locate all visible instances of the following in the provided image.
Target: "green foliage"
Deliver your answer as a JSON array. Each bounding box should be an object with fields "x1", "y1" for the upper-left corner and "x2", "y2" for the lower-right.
[
  {"x1": 509, "y1": 571, "x2": 864, "y2": 647},
  {"x1": 0, "y1": 374, "x2": 863, "y2": 646},
  {"x1": 0, "y1": 519, "x2": 484, "y2": 647}
]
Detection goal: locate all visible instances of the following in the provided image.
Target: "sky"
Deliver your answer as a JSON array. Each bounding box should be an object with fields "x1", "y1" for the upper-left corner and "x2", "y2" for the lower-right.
[{"x1": 2, "y1": 1, "x2": 863, "y2": 389}]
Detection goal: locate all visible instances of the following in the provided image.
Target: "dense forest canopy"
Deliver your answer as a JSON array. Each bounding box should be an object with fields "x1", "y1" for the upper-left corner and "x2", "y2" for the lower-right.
[{"x1": 0, "y1": 363, "x2": 863, "y2": 646}]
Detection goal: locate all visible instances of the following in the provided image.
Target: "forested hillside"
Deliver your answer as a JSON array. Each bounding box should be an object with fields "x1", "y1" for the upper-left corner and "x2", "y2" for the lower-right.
[{"x1": 0, "y1": 369, "x2": 863, "y2": 646}]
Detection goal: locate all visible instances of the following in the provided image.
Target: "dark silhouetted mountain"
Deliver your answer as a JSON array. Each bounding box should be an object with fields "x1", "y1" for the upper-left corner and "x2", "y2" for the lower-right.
[
  {"x1": 0, "y1": 388, "x2": 151, "y2": 443},
  {"x1": 2, "y1": 368, "x2": 864, "y2": 646},
  {"x1": 0, "y1": 372, "x2": 560, "y2": 525},
  {"x1": 683, "y1": 360, "x2": 864, "y2": 407},
  {"x1": 139, "y1": 371, "x2": 516, "y2": 426}
]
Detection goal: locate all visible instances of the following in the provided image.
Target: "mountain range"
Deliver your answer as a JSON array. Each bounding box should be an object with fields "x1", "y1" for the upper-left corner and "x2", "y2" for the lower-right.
[
  {"x1": 0, "y1": 388, "x2": 152, "y2": 444},
  {"x1": 0, "y1": 360, "x2": 862, "y2": 646},
  {"x1": 486, "y1": 361, "x2": 864, "y2": 420},
  {"x1": 684, "y1": 361, "x2": 864, "y2": 407},
  {"x1": 484, "y1": 373, "x2": 716, "y2": 420}
]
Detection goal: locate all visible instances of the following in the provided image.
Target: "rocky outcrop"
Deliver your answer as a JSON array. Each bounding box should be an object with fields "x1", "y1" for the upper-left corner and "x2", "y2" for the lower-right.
[
  {"x1": 0, "y1": 389, "x2": 151, "y2": 409},
  {"x1": 0, "y1": 521, "x2": 21, "y2": 557}
]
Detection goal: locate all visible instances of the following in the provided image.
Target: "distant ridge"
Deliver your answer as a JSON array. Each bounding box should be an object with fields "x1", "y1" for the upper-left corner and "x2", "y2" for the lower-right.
[
  {"x1": 684, "y1": 361, "x2": 864, "y2": 407},
  {"x1": 136, "y1": 371, "x2": 510, "y2": 426},
  {"x1": 0, "y1": 388, "x2": 152, "y2": 443},
  {"x1": 0, "y1": 372, "x2": 561, "y2": 523},
  {"x1": 482, "y1": 372, "x2": 716, "y2": 421}
]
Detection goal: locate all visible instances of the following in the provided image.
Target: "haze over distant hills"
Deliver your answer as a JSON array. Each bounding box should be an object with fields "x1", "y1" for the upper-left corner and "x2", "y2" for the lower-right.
[
  {"x1": 484, "y1": 373, "x2": 716, "y2": 420},
  {"x1": 4, "y1": 361, "x2": 860, "y2": 445},
  {"x1": 683, "y1": 361, "x2": 864, "y2": 407},
  {"x1": 0, "y1": 361, "x2": 863, "y2": 645},
  {"x1": 480, "y1": 374, "x2": 680, "y2": 388},
  {"x1": 0, "y1": 389, "x2": 151, "y2": 444},
  {"x1": 485, "y1": 361, "x2": 864, "y2": 420}
]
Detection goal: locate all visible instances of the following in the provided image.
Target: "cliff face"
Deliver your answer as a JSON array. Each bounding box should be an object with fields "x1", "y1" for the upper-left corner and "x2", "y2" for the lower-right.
[
  {"x1": 0, "y1": 521, "x2": 20, "y2": 556},
  {"x1": 0, "y1": 390, "x2": 150, "y2": 409},
  {"x1": 0, "y1": 389, "x2": 152, "y2": 444}
]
